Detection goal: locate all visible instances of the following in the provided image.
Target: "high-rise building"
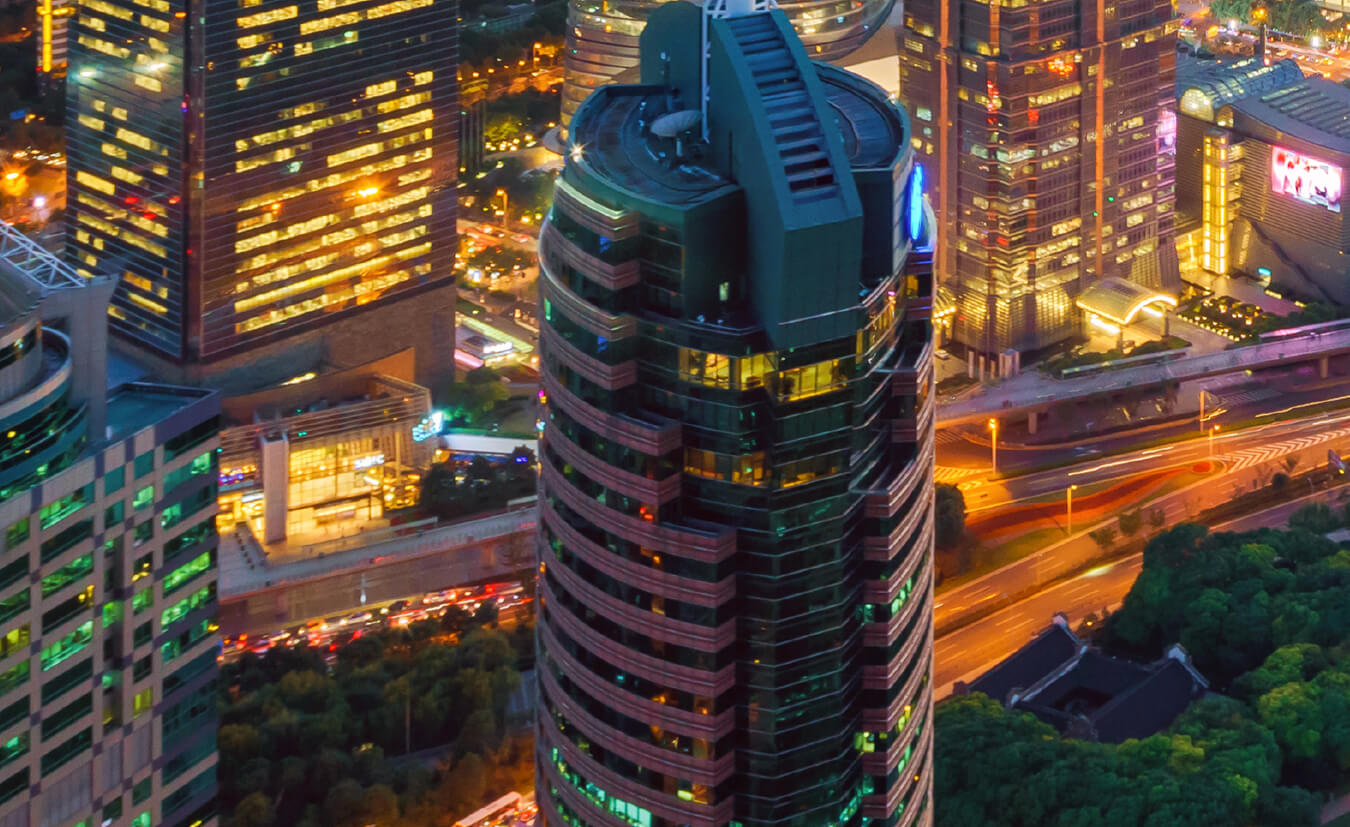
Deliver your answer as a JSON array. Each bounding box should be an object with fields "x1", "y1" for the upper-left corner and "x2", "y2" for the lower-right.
[
  {"x1": 560, "y1": 0, "x2": 895, "y2": 129},
  {"x1": 0, "y1": 223, "x2": 222, "y2": 827},
  {"x1": 535, "y1": 3, "x2": 936, "y2": 825},
  {"x1": 898, "y1": 0, "x2": 1179, "y2": 354},
  {"x1": 64, "y1": 0, "x2": 459, "y2": 390}
]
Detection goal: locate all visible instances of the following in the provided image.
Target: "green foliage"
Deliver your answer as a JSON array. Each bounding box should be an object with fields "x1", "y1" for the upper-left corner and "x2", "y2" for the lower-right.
[
  {"x1": 935, "y1": 694, "x2": 1317, "y2": 827},
  {"x1": 219, "y1": 617, "x2": 536, "y2": 826},
  {"x1": 935, "y1": 484, "x2": 966, "y2": 551},
  {"x1": 1118, "y1": 509, "x2": 1144, "y2": 537},
  {"x1": 1089, "y1": 526, "x2": 1117, "y2": 550},
  {"x1": 444, "y1": 367, "x2": 510, "y2": 425},
  {"x1": 1248, "y1": 301, "x2": 1345, "y2": 338},
  {"x1": 1209, "y1": 0, "x2": 1328, "y2": 36},
  {"x1": 418, "y1": 447, "x2": 536, "y2": 523},
  {"x1": 1289, "y1": 503, "x2": 1341, "y2": 534}
]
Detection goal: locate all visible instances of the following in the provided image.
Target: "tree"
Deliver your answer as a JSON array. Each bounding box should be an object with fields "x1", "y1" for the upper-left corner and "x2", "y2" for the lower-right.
[
  {"x1": 233, "y1": 792, "x2": 275, "y2": 827},
  {"x1": 935, "y1": 484, "x2": 966, "y2": 551},
  {"x1": 440, "y1": 753, "x2": 487, "y2": 817},
  {"x1": 1118, "y1": 509, "x2": 1143, "y2": 537},
  {"x1": 445, "y1": 367, "x2": 510, "y2": 425},
  {"x1": 1149, "y1": 507, "x2": 1167, "y2": 531},
  {"x1": 1089, "y1": 526, "x2": 1117, "y2": 551},
  {"x1": 1289, "y1": 503, "x2": 1339, "y2": 534}
]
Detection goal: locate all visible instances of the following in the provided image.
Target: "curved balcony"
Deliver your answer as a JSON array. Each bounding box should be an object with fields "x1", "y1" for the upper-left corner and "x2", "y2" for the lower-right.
[
  {"x1": 539, "y1": 618, "x2": 735, "y2": 739},
  {"x1": 542, "y1": 499, "x2": 735, "y2": 608},
  {"x1": 861, "y1": 683, "x2": 933, "y2": 778},
  {"x1": 861, "y1": 601, "x2": 933, "y2": 697},
  {"x1": 863, "y1": 522, "x2": 933, "y2": 606},
  {"x1": 538, "y1": 725, "x2": 734, "y2": 827},
  {"x1": 540, "y1": 220, "x2": 640, "y2": 291},
  {"x1": 542, "y1": 370, "x2": 682, "y2": 456},
  {"x1": 863, "y1": 726, "x2": 933, "y2": 824},
  {"x1": 544, "y1": 422, "x2": 681, "y2": 505},
  {"x1": 539, "y1": 254, "x2": 636, "y2": 342},
  {"x1": 543, "y1": 539, "x2": 736, "y2": 652},
  {"x1": 552, "y1": 178, "x2": 640, "y2": 240},
  {"x1": 864, "y1": 491, "x2": 931, "y2": 562},
  {"x1": 863, "y1": 637, "x2": 933, "y2": 734},
  {"x1": 541, "y1": 322, "x2": 637, "y2": 390},
  {"x1": 866, "y1": 439, "x2": 934, "y2": 519},
  {"x1": 541, "y1": 458, "x2": 735, "y2": 563},
  {"x1": 0, "y1": 328, "x2": 70, "y2": 423},
  {"x1": 542, "y1": 579, "x2": 737, "y2": 698},
  {"x1": 539, "y1": 666, "x2": 736, "y2": 787},
  {"x1": 863, "y1": 555, "x2": 933, "y2": 649}
]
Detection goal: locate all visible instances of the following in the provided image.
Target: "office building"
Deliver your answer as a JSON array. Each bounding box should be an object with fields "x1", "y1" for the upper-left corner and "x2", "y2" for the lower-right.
[
  {"x1": 64, "y1": 0, "x2": 459, "y2": 391},
  {"x1": 0, "y1": 223, "x2": 221, "y2": 827},
  {"x1": 1175, "y1": 58, "x2": 1350, "y2": 304},
  {"x1": 536, "y1": 3, "x2": 936, "y2": 825},
  {"x1": 899, "y1": 0, "x2": 1180, "y2": 355},
  {"x1": 560, "y1": 0, "x2": 896, "y2": 129}
]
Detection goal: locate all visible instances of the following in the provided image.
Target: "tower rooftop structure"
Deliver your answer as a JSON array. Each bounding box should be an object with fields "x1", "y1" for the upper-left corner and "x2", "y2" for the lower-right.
[{"x1": 535, "y1": 4, "x2": 937, "y2": 826}]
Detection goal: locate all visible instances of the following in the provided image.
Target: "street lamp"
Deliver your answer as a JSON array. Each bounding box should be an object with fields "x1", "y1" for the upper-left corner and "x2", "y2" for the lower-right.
[
  {"x1": 1067, "y1": 484, "x2": 1079, "y2": 534},
  {"x1": 496, "y1": 188, "x2": 508, "y2": 228},
  {"x1": 987, "y1": 418, "x2": 998, "y2": 476},
  {"x1": 1209, "y1": 424, "x2": 1219, "y2": 460}
]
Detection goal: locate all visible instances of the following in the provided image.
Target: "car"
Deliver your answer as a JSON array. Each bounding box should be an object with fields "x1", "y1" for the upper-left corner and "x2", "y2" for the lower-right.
[{"x1": 934, "y1": 348, "x2": 950, "y2": 361}]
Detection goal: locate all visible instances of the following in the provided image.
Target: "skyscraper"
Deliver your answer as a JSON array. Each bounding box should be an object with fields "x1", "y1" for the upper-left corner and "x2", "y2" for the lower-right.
[
  {"x1": 560, "y1": 0, "x2": 895, "y2": 129},
  {"x1": 535, "y1": 3, "x2": 936, "y2": 825},
  {"x1": 898, "y1": 0, "x2": 1179, "y2": 354},
  {"x1": 0, "y1": 222, "x2": 221, "y2": 827},
  {"x1": 65, "y1": 0, "x2": 459, "y2": 388}
]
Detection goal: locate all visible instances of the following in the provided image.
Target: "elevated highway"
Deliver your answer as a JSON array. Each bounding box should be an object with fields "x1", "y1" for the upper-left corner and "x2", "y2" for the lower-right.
[{"x1": 939, "y1": 325, "x2": 1350, "y2": 428}]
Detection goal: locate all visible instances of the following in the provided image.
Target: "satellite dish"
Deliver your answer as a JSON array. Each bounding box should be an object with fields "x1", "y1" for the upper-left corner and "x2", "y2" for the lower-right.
[{"x1": 651, "y1": 109, "x2": 702, "y2": 138}]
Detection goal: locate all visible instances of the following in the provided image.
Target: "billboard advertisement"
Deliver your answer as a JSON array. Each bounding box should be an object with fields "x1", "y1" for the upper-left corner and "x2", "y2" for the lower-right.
[{"x1": 1271, "y1": 147, "x2": 1342, "y2": 213}]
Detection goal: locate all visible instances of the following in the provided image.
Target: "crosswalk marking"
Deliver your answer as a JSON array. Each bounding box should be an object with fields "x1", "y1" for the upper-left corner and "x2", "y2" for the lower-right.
[
  {"x1": 935, "y1": 466, "x2": 986, "y2": 483},
  {"x1": 1220, "y1": 428, "x2": 1350, "y2": 472}
]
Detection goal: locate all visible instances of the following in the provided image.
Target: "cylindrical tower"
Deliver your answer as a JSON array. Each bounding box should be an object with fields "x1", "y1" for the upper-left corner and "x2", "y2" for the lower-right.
[
  {"x1": 560, "y1": 0, "x2": 895, "y2": 129},
  {"x1": 536, "y1": 4, "x2": 936, "y2": 826}
]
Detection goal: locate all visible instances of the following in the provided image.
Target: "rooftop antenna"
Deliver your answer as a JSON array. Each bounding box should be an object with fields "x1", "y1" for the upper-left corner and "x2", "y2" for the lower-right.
[{"x1": 702, "y1": 0, "x2": 779, "y2": 140}]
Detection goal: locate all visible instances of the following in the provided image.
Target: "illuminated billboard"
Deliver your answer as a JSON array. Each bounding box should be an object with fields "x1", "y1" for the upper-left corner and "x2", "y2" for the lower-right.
[{"x1": 1271, "y1": 147, "x2": 1342, "y2": 213}]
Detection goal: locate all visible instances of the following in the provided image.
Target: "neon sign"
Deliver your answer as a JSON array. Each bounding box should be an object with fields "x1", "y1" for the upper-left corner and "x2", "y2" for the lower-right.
[
  {"x1": 1271, "y1": 147, "x2": 1342, "y2": 213},
  {"x1": 353, "y1": 454, "x2": 385, "y2": 470},
  {"x1": 412, "y1": 410, "x2": 445, "y2": 442},
  {"x1": 906, "y1": 165, "x2": 925, "y2": 243}
]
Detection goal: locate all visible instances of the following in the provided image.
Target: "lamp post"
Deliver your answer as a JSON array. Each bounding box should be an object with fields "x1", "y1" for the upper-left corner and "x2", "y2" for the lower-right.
[
  {"x1": 1067, "y1": 483, "x2": 1079, "y2": 534},
  {"x1": 1209, "y1": 424, "x2": 1219, "y2": 460},
  {"x1": 496, "y1": 188, "x2": 508, "y2": 227},
  {"x1": 988, "y1": 418, "x2": 998, "y2": 476},
  {"x1": 1198, "y1": 388, "x2": 1206, "y2": 432}
]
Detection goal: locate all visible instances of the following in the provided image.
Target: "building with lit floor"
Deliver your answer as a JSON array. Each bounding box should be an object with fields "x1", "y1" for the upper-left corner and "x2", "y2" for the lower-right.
[
  {"x1": 215, "y1": 351, "x2": 433, "y2": 546},
  {"x1": 536, "y1": 2, "x2": 937, "y2": 825},
  {"x1": 899, "y1": 0, "x2": 1180, "y2": 355},
  {"x1": 560, "y1": 0, "x2": 897, "y2": 130},
  {"x1": 0, "y1": 223, "x2": 221, "y2": 827},
  {"x1": 1176, "y1": 58, "x2": 1350, "y2": 305},
  {"x1": 64, "y1": 0, "x2": 459, "y2": 393}
]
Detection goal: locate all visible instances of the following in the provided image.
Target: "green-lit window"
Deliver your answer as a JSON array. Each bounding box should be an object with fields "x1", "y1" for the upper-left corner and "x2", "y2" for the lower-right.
[
  {"x1": 132, "y1": 687, "x2": 152, "y2": 718},
  {"x1": 104, "y1": 500, "x2": 124, "y2": 528},
  {"x1": 4, "y1": 518, "x2": 27, "y2": 551},
  {"x1": 42, "y1": 586, "x2": 93, "y2": 633},
  {"x1": 132, "y1": 485, "x2": 154, "y2": 511},
  {"x1": 40, "y1": 484, "x2": 94, "y2": 530},
  {"x1": 101, "y1": 601, "x2": 122, "y2": 628},
  {"x1": 131, "y1": 812, "x2": 149, "y2": 827},
  {"x1": 0, "y1": 732, "x2": 26, "y2": 769},
  {"x1": 161, "y1": 584, "x2": 214, "y2": 628},
  {"x1": 104, "y1": 466, "x2": 125, "y2": 495},
  {"x1": 0, "y1": 590, "x2": 26, "y2": 626},
  {"x1": 132, "y1": 521, "x2": 153, "y2": 547},
  {"x1": 162, "y1": 618, "x2": 214, "y2": 664},
  {"x1": 0, "y1": 661, "x2": 27, "y2": 698},
  {"x1": 161, "y1": 486, "x2": 213, "y2": 530},
  {"x1": 132, "y1": 590, "x2": 153, "y2": 616},
  {"x1": 133, "y1": 451, "x2": 154, "y2": 479},
  {"x1": 164, "y1": 519, "x2": 213, "y2": 565},
  {"x1": 132, "y1": 777, "x2": 151, "y2": 805},
  {"x1": 41, "y1": 553, "x2": 93, "y2": 598},
  {"x1": 165, "y1": 451, "x2": 214, "y2": 495},
  {"x1": 40, "y1": 620, "x2": 93, "y2": 671},
  {"x1": 163, "y1": 551, "x2": 213, "y2": 596},
  {"x1": 41, "y1": 519, "x2": 93, "y2": 563}
]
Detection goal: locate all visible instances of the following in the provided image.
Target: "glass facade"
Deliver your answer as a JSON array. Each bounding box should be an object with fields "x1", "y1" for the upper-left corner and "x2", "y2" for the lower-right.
[
  {"x1": 560, "y1": 0, "x2": 896, "y2": 129},
  {"x1": 66, "y1": 0, "x2": 459, "y2": 361},
  {"x1": 537, "y1": 7, "x2": 935, "y2": 827},
  {"x1": 898, "y1": 0, "x2": 1179, "y2": 353}
]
